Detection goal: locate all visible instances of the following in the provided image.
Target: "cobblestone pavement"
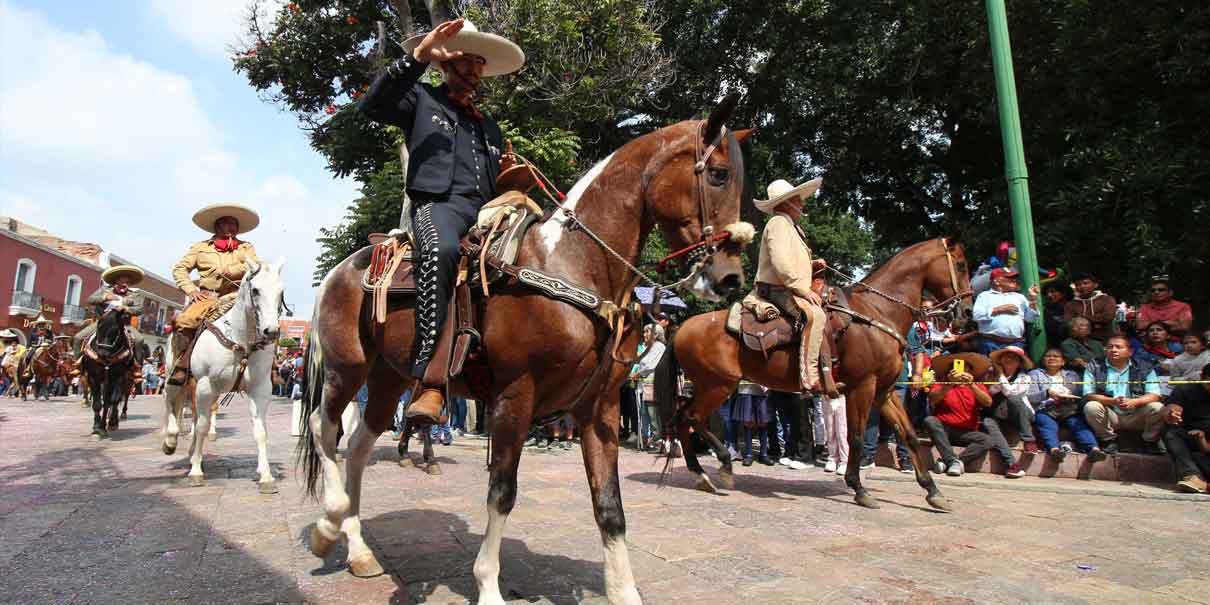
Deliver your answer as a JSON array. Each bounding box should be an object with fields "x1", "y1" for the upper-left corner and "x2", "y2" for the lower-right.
[{"x1": 1, "y1": 394, "x2": 1206, "y2": 604}]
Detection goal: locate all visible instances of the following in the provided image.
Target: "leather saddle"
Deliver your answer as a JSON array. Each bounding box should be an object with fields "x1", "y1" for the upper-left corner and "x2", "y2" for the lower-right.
[{"x1": 725, "y1": 302, "x2": 797, "y2": 358}]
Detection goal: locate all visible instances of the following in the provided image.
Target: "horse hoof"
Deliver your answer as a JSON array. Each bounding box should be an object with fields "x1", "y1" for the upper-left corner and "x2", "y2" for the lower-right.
[
  {"x1": 348, "y1": 553, "x2": 385, "y2": 578},
  {"x1": 93, "y1": 432, "x2": 106, "y2": 441},
  {"x1": 80, "y1": 401, "x2": 89, "y2": 408},
  {"x1": 309, "y1": 526, "x2": 337, "y2": 559},
  {"x1": 188, "y1": 475, "x2": 205, "y2": 487},
  {"x1": 424, "y1": 463, "x2": 442, "y2": 476},
  {"x1": 926, "y1": 494, "x2": 953, "y2": 512},
  {"x1": 695, "y1": 474, "x2": 717, "y2": 494},
  {"x1": 162, "y1": 443, "x2": 177, "y2": 455},
  {"x1": 258, "y1": 480, "x2": 279, "y2": 495},
  {"x1": 854, "y1": 493, "x2": 881, "y2": 509},
  {"x1": 718, "y1": 468, "x2": 735, "y2": 490},
  {"x1": 120, "y1": 412, "x2": 127, "y2": 420}
]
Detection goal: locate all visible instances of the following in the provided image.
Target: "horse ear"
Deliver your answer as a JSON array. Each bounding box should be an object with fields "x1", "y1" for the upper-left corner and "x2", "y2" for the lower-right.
[
  {"x1": 246, "y1": 259, "x2": 261, "y2": 276},
  {"x1": 273, "y1": 257, "x2": 286, "y2": 274},
  {"x1": 733, "y1": 128, "x2": 756, "y2": 143},
  {"x1": 704, "y1": 93, "x2": 741, "y2": 143}
]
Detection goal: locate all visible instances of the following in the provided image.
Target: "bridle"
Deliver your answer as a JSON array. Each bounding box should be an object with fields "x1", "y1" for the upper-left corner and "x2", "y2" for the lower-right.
[
  {"x1": 85, "y1": 312, "x2": 133, "y2": 366},
  {"x1": 205, "y1": 272, "x2": 278, "y2": 399}
]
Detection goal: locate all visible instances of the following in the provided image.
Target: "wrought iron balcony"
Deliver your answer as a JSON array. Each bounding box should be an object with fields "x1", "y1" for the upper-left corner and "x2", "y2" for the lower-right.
[
  {"x1": 9, "y1": 290, "x2": 41, "y2": 316},
  {"x1": 62, "y1": 304, "x2": 87, "y2": 324}
]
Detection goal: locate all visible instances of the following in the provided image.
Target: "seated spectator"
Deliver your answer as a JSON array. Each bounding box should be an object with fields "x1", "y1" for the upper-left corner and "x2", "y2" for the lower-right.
[
  {"x1": 1132, "y1": 321, "x2": 1183, "y2": 369},
  {"x1": 1161, "y1": 364, "x2": 1210, "y2": 493},
  {"x1": 1082, "y1": 335, "x2": 1166, "y2": 455},
  {"x1": 972, "y1": 268, "x2": 1039, "y2": 354},
  {"x1": 923, "y1": 354, "x2": 1025, "y2": 478},
  {"x1": 1063, "y1": 272, "x2": 1117, "y2": 342},
  {"x1": 1042, "y1": 283, "x2": 1070, "y2": 346},
  {"x1": 1165, "y1": 333, "x2": 1210, "y2": 381},
  {"x1": 1027, "y1": 348, "x2": 1106, "y2": 462},
  {"x1": 1061, "y1": 316, "x2": 1103, "y2": 372},
  {"x1": 987, "y1": 346, "x2": 1039, "y2": 453},
  {"x1": 1135, "y1": 275, "x2": 1193, "y2": 338}
]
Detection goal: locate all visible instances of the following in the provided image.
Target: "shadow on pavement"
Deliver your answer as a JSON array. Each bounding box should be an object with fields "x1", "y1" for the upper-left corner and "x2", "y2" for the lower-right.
[{"x1": 626, "y1": 469, "x2": 853, "y2": 500}]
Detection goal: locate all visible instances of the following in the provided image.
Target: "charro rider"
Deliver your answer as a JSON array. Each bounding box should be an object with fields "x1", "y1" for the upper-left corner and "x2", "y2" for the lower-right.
[
  {"x1": 750, "y1": 177, "x2": 836, "y2": 397},
  {"x1": 168, "y1": 203, "x2": 260, "y2": 385},
  {"x1": 20, "y1": 315, "x2": 56, "y2": 375},
  {"x1": 360, "y1": 17, "x2": 524, "y2": 423},
  {"x1": 75, "y1": 265, "x2": 146, "y2": 359}
]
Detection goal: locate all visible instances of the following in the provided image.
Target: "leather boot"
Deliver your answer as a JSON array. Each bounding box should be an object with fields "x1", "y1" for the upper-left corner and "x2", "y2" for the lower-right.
[
  {"x1": 406, "y1": 301, "x2": 456, "y2": 424},
  {"x1": 168, "y1": 328, "x2": 196, "y2": 386}
]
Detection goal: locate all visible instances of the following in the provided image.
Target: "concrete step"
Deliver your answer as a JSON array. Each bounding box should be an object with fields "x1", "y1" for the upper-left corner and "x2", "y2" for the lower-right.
[{"x1": 872, "y1": 438, "x2": 1174, "y2": 483}]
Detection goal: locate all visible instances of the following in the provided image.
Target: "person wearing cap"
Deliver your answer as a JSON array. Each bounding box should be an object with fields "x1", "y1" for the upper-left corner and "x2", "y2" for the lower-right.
[
  {"x1": 360, "y1": 18, "x2": 524, "y2": 423},
  {"x1": 1062, "y1": 272, "x2": 1117, "y2": 342},
  {"x1": 74, "y1": 265, "x2": 147, "y2": 358},
  {"x1": 169, "y1": 203, "x2": 261, "y2": 384},
  {"x1": 1134, "y1": 275, "x2": 1193, "y2": 338},
  {"x1": 752, "y1": 177, "x2": 832, "y2": 395},
  {"x1": 971, "y1": 267, "x2": 1039, "y2": 355},
  {"x1": 1027, "y1": 347, "x2": 1105, "y2": 462}
]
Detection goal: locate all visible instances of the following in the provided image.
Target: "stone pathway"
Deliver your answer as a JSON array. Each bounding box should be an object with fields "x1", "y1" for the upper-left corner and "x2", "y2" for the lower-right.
[{"x1": 0, "y1": 394, "x2": 1206, "y2": 604}]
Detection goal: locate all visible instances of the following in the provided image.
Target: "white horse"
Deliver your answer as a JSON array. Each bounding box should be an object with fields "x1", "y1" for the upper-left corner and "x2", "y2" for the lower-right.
[{"x1": 161, "y1": 259, "x2": 287, "y2": 493}]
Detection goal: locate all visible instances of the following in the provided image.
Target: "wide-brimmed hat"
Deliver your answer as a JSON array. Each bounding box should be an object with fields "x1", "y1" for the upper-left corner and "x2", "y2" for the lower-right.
[
  {"x1": 31, "y1": 314, "x2": 53, "y2": 327},
  {"x1": 930, "y1": 353, "x2": 994, "y2": 381},
  {"x1": 990, "y1": 346, "x2": 1034, "y2": 372},
  {"x1": 404, "y1": 20, "x2": 525, "y2": 77},
  {"x1": 102, "y1": 265, "x2": 144, "y2": 286},
  {"x1": 0, "y1": 329, "x2": 19, "y2": 340},
  {"x1": 192, "y1": 203, "x2": 259, "y2": 235},
  {"x1": 754, "y1": 178, "x2": 822, "y2": 214}
]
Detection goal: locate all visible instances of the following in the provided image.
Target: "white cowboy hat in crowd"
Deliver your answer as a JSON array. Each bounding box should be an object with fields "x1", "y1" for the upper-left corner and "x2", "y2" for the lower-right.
[
  {"x1": 31, "y1": 314, "x2": 53, "y2": 327},
  {"x1": 0, "y1": 329, "x2": 19, "y2": 340},
  {"x1": 101, "y1": 264, "x2": 145, "y2": 286},
  {"x1": 754, "y1": 178, "x2": 823, "y2": 214},
  {"x1": 192, "y1": 203, "x2": 260, "y2": 235},
  {"x1": 404, "y1": 19, "x2": 525, "y2": 77}
]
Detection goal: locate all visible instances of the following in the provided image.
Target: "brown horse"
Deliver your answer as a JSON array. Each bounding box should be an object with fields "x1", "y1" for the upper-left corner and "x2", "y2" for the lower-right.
[
  {"x1": 18, "y1": 338, "x2": 71, "y2": 401},
  {"x1": 298, "y1": 96, "x2": 751, "y2": 603},
  {"x1": 658, "y1": 238, "x2": 972, "y2": 511}
]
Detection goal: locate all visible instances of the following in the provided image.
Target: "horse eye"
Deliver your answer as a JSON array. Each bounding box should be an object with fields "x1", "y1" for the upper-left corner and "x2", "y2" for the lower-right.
[{"x1": 707, "y1": 167, "x2": 729, "y2": 186}]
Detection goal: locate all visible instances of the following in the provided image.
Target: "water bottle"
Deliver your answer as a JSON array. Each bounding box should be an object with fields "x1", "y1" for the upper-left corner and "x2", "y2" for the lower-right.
[{"x1": 1115, "y1": 303, "x2": 1127, "y2": 325}]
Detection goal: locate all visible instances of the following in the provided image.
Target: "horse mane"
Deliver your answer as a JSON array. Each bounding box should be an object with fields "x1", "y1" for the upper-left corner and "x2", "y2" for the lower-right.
[{"x1": 850, "y1": 238, "x2": 939, "y2": 293}]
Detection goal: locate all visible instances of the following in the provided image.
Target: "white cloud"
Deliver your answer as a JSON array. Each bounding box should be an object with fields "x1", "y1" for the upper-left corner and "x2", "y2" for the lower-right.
[
  {"x1": 147, "y1": 0, "x2": 276, "y2": 59},
  {"x1": 0, "y1": 3, "x2": 355, "y2": 317}
]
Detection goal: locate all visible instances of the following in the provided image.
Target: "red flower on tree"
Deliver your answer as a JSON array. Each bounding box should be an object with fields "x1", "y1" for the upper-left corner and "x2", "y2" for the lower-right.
[
  {"x1": 351, "y1": 90, "x2": 364, "y2": 99},
  {"x1": 287, "y1": 2, "x2": 299, "y2": 12},
  {"x1": 346, "y1": 16, "x2": 359, "y2": 25},
  {"x1": 325, "y1": 104, "x2": 337, "y2": 115}
]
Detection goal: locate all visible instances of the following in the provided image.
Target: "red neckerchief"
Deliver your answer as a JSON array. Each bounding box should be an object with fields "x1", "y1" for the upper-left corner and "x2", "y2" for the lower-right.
[
  {"x1": 448, "y1": 93, "x2": 483, "y2": 121},
  {"x1": 212, "y1": 237, "x2": 241, "y2": 252},
  {"x1": 1142, "y1": 342, "x2": 1177, "y2": 359}
]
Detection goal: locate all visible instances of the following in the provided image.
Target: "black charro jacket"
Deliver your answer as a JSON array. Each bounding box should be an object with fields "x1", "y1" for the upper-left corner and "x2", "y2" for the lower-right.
[{"x1": 360, "y1": 55, "x2": 502, "y2": 199}]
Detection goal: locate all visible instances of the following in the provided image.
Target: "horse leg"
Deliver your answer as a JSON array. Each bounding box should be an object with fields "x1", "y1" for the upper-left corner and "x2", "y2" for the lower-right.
[
  {"x1": 208, "y1": 401, "x2": 219, "y2": 442},
  {"x1": 699, "y1": 428, "x2": 735, "y2": 490},
  {"x1": 248, "y1": 379, "x2": 278, "y2": 494},
  {"x1": 421, "y1": 428, "x2": 439, "y2": 474},
  {"x1": 578, "y1": 397, "x2": 643, "y2": 605},
  {"x1": 108, "y1": 376, "x2": 122, "y2": 431},
  {"x1": 844, "y1": 378, "x2": 879, "y2": 509},
  {"x1": 881, "y1": 392, "x2": 951, "y2": 512},
  {"x1": 187, "y1": 378, "x2": 217, "y2": 487},
  {"x1": 90, "y1": 375, "x2": 106, "y2": 439},
  {"x1": 121, "y1": 391, "x2": 129, "y2": 419},
  {"x1": 306, "y1": 366, "x2": 363, "y2": 562},
  {"x1": 397, "y1": 417, "x2": 412, "y2": 462},
  {"x1": 161, "y1": 384, "x2": 184, "y2": 455},
  {"x1": 473, "y1": 393, "x2": 533, "y2": 605},
  {"x1": 678, "y1": 419, "x2": 716, "y2": 494}
]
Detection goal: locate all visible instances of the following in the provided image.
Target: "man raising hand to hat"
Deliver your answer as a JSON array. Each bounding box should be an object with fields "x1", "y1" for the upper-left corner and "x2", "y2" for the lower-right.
[
  {"x1": 752, "y1": 177, "x2": 833, "y2": 395},
  {"x1": 75, "y1": 265, "x2": 147, "y2": 357},
  {"x1": 360, "y1": 18, "x2": 525, "y2": 423}
]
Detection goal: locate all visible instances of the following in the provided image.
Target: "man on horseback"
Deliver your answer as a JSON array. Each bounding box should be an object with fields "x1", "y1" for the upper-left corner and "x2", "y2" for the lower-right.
[
  {"x1": 19, "y1": 315, "x2": 55, "y2": 377},
  {"x1": 168, "y1": 203, "x2": 261, "y2": 385},
  {"x1": 76, "y1": 265, "x2": 147, "y2": 362},
  {"x1": 0, "y1": 329, "x2": 21, "y2": 395},
  {"x1": 751, "y1": 178, "x2": 834, "y2": 396},
  {"x1": 360, "y1": 17, "x2": 524, "y2": 423}
]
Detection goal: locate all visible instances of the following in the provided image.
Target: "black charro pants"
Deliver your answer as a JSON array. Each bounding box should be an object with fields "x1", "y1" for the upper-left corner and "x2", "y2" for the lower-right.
[{"x1": 409, "y1": 194, "x2": 481, "y2": 379}]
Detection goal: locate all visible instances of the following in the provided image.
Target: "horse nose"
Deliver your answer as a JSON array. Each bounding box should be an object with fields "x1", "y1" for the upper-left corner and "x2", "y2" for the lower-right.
[{"x1": 713, "y1": 273, "x2": 742, "y2": 296}]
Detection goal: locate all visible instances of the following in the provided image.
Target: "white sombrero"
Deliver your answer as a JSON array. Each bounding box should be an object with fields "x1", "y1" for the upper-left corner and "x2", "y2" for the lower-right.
[
  {"x1": 102, "y1": 264, "x2": 145, "y2": 286},
  {"x1": 754, "y1": 178, "x2": 822, "y2": 214},
  {"x1": 0, "y1": 329, "x2": 19, "y2": 340},
  {"x1": 31, "y1": 314, "x2": 52, "y2": 327},
  {"x1": 192, "y1": 203, "x2": 260, "y2": 235},
  {"x1": 404, "y1": 20, "x2": 525, "y2": 77}
]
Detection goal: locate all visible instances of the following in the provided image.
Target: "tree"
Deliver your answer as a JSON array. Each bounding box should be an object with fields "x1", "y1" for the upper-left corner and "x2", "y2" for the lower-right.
[{"x1": 278, "y1": 336, "x2": 300, "y2": 349}]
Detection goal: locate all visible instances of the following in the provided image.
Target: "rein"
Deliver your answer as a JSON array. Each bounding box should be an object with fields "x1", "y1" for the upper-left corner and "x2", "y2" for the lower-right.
[
  {"x1": 826, "y1": 238, "x2": 972, "y2": 320},
  {"x1": 204, "y1": 281, "x2": 276, "y2": 404}
]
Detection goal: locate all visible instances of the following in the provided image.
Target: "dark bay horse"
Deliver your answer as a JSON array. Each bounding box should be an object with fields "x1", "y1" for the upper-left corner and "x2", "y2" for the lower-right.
[
  {"x1": 81, "y1": 310, "x2": 136, "y2": 439},
  {"x1": 299, "y1": 96, "x2": 751, "y2": 603},
  {"x1": 658, "y1": 238, "x2": 972, "y2": 511},
  {"x1": 17, "y1": 337, "x2": 71, "y2": 401}
]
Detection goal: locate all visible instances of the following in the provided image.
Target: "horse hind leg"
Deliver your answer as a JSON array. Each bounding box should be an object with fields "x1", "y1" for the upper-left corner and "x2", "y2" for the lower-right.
[
  {"x1": 421, "y1": 429, "x2": 440, "y2": 475},
  {"x1": 699, "y1": 427, "x2": 735, "y2": 490},
  {"x1": 882, "y1": 392, "x2": 951, "y2": 512},
  {"x1": 305, "y1": 364, "x2": 366, "y2": 563}
]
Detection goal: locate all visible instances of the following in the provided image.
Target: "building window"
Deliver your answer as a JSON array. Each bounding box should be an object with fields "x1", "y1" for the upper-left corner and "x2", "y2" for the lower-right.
[
  {"x1": 14, "y1": 259, "x2": 36, "y2": 292},
  {"x1": 65, "y1": 275, "x2": 83, "y2": 306}
]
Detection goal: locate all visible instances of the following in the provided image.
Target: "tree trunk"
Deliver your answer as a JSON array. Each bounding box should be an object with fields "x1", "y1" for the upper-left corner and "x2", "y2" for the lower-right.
[{"x1": 425, "y1": 0, "x2": 453, "y2": 25}]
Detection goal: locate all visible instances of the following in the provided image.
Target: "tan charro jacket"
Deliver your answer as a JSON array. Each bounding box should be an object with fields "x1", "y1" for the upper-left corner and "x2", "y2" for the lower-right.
[
  {"x1": 755, "y1": 213, "x2": 814, "y2": 301},
  {"x1": 172, "y1": 239, "x2": 259, "y2": 297}
]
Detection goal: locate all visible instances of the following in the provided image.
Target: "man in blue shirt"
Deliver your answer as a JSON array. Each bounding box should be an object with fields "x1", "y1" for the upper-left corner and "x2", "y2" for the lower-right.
[
  {"x1": 972, "y1": 268, "x2": 1039, "y2": 355},
  {"x1": 1082, "y1": 335, "x2": 1165, "y2": 455}
]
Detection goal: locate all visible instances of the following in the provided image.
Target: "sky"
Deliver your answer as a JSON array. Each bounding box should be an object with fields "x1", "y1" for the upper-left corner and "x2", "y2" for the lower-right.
[{"x1": 0, "y1": 0, "x2": 358, "y2": 318}]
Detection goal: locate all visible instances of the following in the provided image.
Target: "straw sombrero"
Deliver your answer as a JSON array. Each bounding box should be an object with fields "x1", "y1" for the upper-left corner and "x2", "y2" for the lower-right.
[
  {"x1": 754, "y1": 178, "x2": 822, "y2": 214},
  {"x1": 403, "y1": 20, "x2": 525, "y2": 77},
  {"x1": 990, "y1": 346, "x2": 1034, "y2": 372},
  {"x1": 929, "y1": 353, "x2": 994, "y2": 381},
  {"x1": 192, "y1": 203, "x2": 260, "y2": 235},
  {"x1": 0, "y1": 329, "x2": 19, "y2": 340},
  {"x1": 31, "y1": 314, "x2": 53, "y2": 327},
  {"x1": 102, "y1": 265, "x2": 145, "y2": 286}
]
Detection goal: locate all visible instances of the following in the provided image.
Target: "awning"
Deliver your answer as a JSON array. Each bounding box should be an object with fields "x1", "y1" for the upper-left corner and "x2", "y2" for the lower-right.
[{"x1": 633, "y1": 287, "x2": 687, "y2": 308}]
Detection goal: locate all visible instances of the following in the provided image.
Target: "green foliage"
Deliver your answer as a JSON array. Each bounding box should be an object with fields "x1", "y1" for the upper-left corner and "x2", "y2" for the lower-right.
[
  {"x1": 277, "y1": 336, "x2": 300, "y2": 349},
  {"x1": 313, "y1": 160, "x2": 404, "y2": 282}
]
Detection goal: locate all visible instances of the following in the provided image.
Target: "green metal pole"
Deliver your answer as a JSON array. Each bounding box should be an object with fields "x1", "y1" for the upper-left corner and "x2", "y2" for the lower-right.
[{"x1": 986, "y1": 0, "x2": 1045, "y2": 360}]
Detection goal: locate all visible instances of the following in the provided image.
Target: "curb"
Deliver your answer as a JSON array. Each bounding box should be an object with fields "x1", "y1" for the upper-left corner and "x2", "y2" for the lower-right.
[{"x1": 869, "y1": 470, "x2": 1210, "y2": 502}]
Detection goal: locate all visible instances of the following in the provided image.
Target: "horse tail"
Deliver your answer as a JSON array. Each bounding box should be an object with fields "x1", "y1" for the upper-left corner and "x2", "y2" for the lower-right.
[
  {"x1": 296, "y1": 324, "x2": 325, "y2": 500},
  {"x1": 653, "y1": 329, "x2": 681, "y2": 485}
]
